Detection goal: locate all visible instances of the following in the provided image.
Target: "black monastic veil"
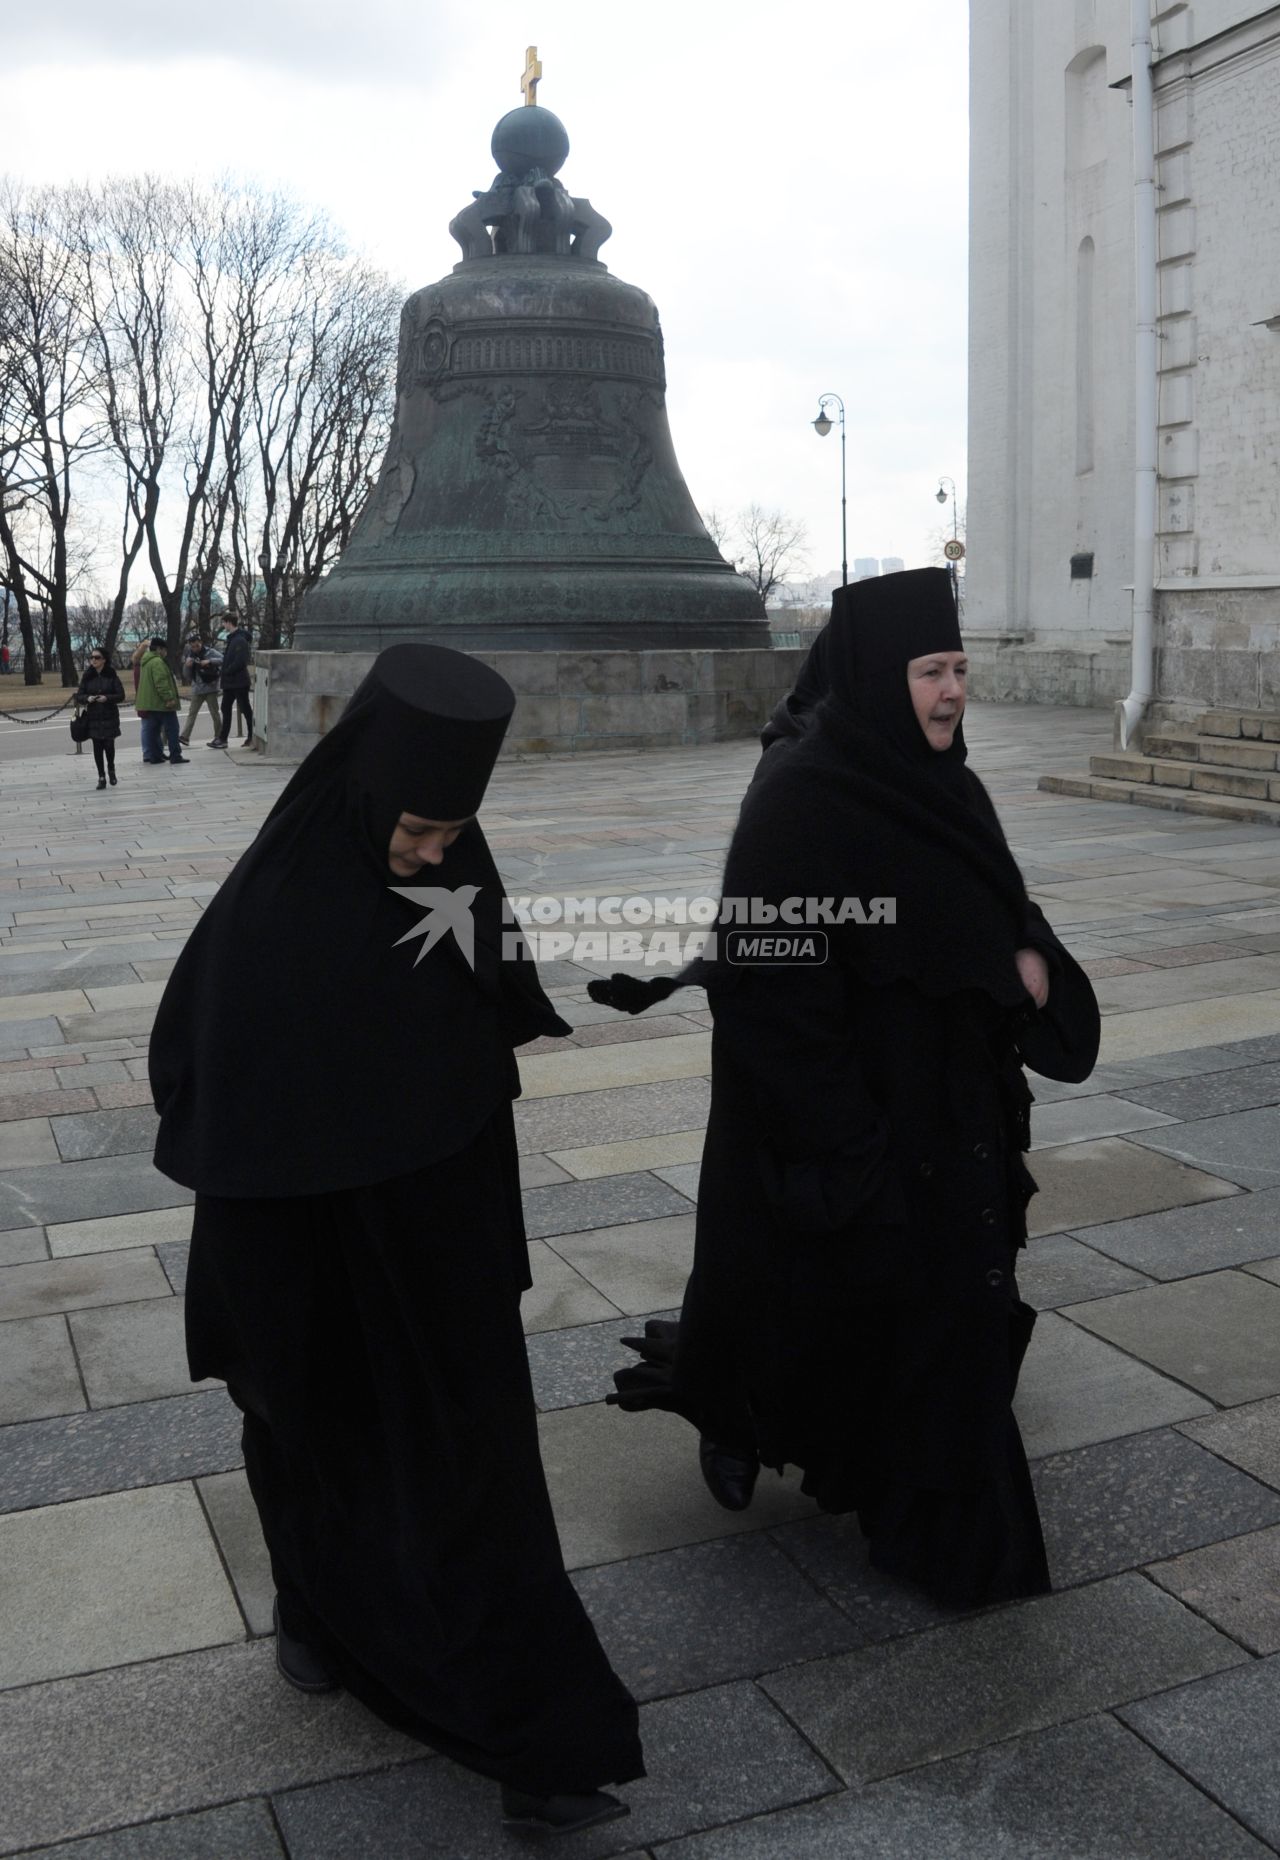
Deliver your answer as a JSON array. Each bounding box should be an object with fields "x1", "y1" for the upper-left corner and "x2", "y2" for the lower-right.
[{"x1": 151, "y1": 644, "x2": 644, "y2": 1796}]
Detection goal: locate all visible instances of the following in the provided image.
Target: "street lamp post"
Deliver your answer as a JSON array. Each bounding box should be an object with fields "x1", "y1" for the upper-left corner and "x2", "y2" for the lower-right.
[
  {"x1": 936, "y1": 476, "x2": 959, "y2": 602},
  {"x1": 812, "y1": 394, "x2": 847, "y2": 587}
]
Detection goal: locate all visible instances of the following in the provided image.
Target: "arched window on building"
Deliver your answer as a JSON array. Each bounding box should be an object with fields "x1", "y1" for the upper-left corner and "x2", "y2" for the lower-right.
[
  {"x1": 1066, "y1": 45, "x2": 1108, "y2": 173},
  {"x1": 1076, "y1": 236, "x2": 1096, "y2": 474}
]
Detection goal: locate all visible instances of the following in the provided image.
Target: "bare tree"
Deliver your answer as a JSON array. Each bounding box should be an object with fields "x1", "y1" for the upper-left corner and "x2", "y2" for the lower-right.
[
  {"x1": 0, "y1": 183, "x2": 101, "y2": 682},
  {"x1": 713, "y1": 504, "x2": 809, "y2": 607}
]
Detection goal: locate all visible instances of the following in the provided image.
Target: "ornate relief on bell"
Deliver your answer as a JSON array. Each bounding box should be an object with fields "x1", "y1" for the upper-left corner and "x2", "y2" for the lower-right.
[{"x1": 296, "y1": 56, "x2": 767, "y2": 652}]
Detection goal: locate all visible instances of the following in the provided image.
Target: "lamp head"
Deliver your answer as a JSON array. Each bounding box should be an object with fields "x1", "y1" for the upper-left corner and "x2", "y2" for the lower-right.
[
  {"x1": 935, "y1": 487, "x2": 948, "y2": 504},
  {"x1": 813, "y1": 413, "x2": 833, "y2": 438}
]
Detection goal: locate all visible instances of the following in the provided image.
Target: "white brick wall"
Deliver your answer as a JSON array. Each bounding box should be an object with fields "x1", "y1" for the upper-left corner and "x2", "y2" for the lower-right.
[{"x1": 967, "y1": 1, "x2": 1280, "y2": 699}]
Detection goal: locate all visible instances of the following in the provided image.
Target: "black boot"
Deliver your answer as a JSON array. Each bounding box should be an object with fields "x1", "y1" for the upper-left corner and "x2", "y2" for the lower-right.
[
  {"x1": 272, "y1": 1597, "x2": 340, "y2": 1693},
  {"x1": 699, "y1": 1435, "x2": 760, "y2": 1512},
  {"x1": 108, "y1": 769, "x2": 117, "y2": 785},
  {"x1": 499, "y1": 1785, "x2": 629, "y2": 1838},
  {"x1": 96, "y1": 777, "x2": 107, "y2": 790}
]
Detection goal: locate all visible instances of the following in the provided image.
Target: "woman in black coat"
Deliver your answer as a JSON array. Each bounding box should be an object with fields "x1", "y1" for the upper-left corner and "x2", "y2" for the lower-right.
[
  {"x1": 599, "y1": 570, "x2": 1100, "y2": 1608},
  {"x1": 76, "y1": 648, "x2": 125, "y2": 789},
  {"x1": 149, "y1": 645, "x2": 642, "y2": 1838}
]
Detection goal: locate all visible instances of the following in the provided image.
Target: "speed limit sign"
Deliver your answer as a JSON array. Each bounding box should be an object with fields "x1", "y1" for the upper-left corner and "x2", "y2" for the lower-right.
[{"x1": 944, "y1": 539, "x2": 966, "y2": 562}]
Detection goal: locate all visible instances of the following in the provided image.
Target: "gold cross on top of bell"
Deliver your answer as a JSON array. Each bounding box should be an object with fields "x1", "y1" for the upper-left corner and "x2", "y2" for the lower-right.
[{"x1": 521, "y1": 46, "x2": 542, "y2": 105}]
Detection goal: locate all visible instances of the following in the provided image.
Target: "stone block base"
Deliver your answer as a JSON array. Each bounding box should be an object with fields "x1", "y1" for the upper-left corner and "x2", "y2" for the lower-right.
[
  {"x1": 962, "y1": 635, "x2": 1129, "y2": 706},
  {"x1": 256, "y1": 647, "x2": 806, "y2": 762}
]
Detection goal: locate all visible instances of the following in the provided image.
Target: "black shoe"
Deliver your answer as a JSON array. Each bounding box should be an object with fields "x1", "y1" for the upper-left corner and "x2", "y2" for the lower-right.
[
  {"x1": 273, "y1": 1598, "x2": 340, "y2": 1694},
  {"x1": 168, "y1": 755, "x2": 190, "y2": 764},
  {"x1": 108, "y1": 771, "x2": 117, "y2": 785},
  {"x1": 499, "y1": 1786, "x2": 629, "y2": 1839},
  {"x1": 96, "y1": 778, "x2": 107, "y2": 790},
  {"x1": 699, "y1": 1435, "x2": 760, "y2": 1512},
  {"x1": 207, "y1": 739, "x2": 227, "y2": 748}
]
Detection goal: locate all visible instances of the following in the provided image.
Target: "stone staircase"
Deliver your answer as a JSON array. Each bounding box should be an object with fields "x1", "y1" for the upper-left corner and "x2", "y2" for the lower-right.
[{"x1": 1038, "y1": 706, "x2": 1280, "y2": 826}]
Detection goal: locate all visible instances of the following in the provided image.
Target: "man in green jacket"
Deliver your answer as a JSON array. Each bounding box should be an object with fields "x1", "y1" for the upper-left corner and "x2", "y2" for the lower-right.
[{"x1": 136, "y1": 638, "x2": 189, "y2": 765}]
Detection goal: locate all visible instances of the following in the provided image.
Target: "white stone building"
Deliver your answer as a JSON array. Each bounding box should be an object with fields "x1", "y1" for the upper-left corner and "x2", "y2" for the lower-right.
[{"x1": 967, "y1": 1, "x2": 1280, "y2": 716}]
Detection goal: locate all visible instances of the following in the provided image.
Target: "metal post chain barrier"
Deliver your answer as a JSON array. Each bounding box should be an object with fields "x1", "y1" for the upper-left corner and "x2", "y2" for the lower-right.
[{"x1": 0, "y1": 690, "x2": 80, "y2": 724}]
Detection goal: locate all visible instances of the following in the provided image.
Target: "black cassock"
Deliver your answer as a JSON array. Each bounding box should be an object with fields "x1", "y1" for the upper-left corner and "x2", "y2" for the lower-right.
[
  {"x1": 604, "y1": 572, "x2": 1100, "y2": 1607},
  {"x1": 151, "y1": 646, "x2": 642, "y2": 1794}
]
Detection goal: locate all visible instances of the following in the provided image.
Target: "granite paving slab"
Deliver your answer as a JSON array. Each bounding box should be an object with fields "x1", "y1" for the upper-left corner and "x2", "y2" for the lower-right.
[
  {"x1": 156, "y1": 1238, "x2": 190, "y2": 1293},
  {"x1": 547, "y1": 1129, "x2": 705, "y2": 1181},
  {"x1": 56, "y1": 1007, "x2": 157, "y2": 1044},
  {"x1": 68, "y1": 1296, "x2": 218, "y2": 1408},
  {"x1": 0, "y1": 1386, "x2": 243, "y2": 1513},
  {"x1": 0, "y1": 1086, "x2": 97, "y2": 1123},
  {"x1": 760, "y1": 1574, "x2": 1245, "y2": 1787},
  {"x1": 1066, "y1": 1185, "x2": 1280, "y2": 1279},
  {"x1": 651, "y1": 1161, "x2": 700, "y2": 1201},
  {"x1": 0, "y1": 1247, "x2": 171, "y2": 1322},
  {"x1": 5, "y1": 1800, "x2": 287, "y2": 1860},
  {"x1": 1032, "y1": 1427, "x2": 1280, "y2": 1588},
  {"x1": 1016, "y1": 1232, "x2": 1153, "y2": 1308},
  {"x1": 521, "y1": 1242, "x2": 621, "y2": 1334},
  {"x1": 0, "y1": 965, "x2": 136, "y2": 998},
  {"x1": 1025, "y1": 1137, "x2": 1239, "y2": 1238},
  {"x1": 0, "y1": 1018, "x2": 63, "y2": 1053},
  {"x1": 1247, "y1": 1254, "x2": 1280, "y2": 1286},
  {"x1": 522, "y1": 1173, "x2": 694, "y2": 1241},
  {"x1": 0, "y1": 1116, "x2": 59, "y2": 1167},
  {"x1": 0, "y1": 1313, "x2": 84, "y2": 1425},
  {"x1": 271, "y1": 1682, "x2": 836, "y2": 1860},
  {"x1": 516, "y1": 1032, "x2": 711, "y2": 1102},
  {"x1": 525, "y1": 1309, "x2": 678, "y2": 1411},
  {"x1": 197, "y1": 1469, "x2": 273, "y2": 1635},
  {"x1": 544, "y1": 1214, "x2": 697, "y2": 1313},
  {"x1": 656, "y1": 1713, "x2": 1275, "y2": 1860},
  {"x1": 1028, "y1": 1094, "x2": 1177, "y2": 1148},
  {"x1": 517, "y1": 1152, "x2": 572, "y2": 1189},
  {"x1": 767, "y1": 1511, "x2": 963, "y2": 1644},
  {"x1": 1125, "y1": 1106, "x2": 1280, "y2": 1189},
  {"x1": 1149, "y1": 1523, "x2": 1280, "y2": 1654},
  {"x1": 512, "y1": 1077, "x2": 711, "y2": 1155},
  {"x1": 1068, "y1": 1271, "x2": 1280, "y2": 1404},
  {"x1": 0, "y1": 1639, "x2": 420, "y2": 1856},
  {"x1": 0, "y1": 1483, "x2": 243, "y2": 1688},
  {"x1": 45, "y1": 1205, "x2": 193, "y2": 1258},
  {"x1": 0, "y1": 1229, "x2": 48, "y2": 1267},
  {"x1": 1099, "y1": 990, "x2": 1280, "y2": 1065},
  {"x1": 0, "y1": 1151, "x2": 192, "y2": 1232},
  {"x1": 1119, "y1": 1656, "x2": 1280, "y2": 1852},
  {"x1": 1179, "y1": 1396, "x2": 1280, "y2": 1488},
  {"x1": 1014, "y1": 1310, "x2": 1211, "y2": 1457},
  {"x1": 572, "y1": 1534, "x2": 860, "y2": 1702},
  {"x1": 538, "y1": 1404, "x2": 813, "y2": 1569},
  {"x1": 50, "y1": 1104, "x2": 160, "y2": 1161},
  {"x1": 1119, "y1": 1060, "x2": 1280, "y2": 1120}
]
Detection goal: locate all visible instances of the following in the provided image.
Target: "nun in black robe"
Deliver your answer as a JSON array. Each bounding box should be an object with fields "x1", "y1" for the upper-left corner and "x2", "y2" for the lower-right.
[
  {"x1": 594, "y1": 570, "x2": 1100, "y2": 1608},
  {"x1": 149, "y1": 645, "x2": 642, "y2": 1836}
]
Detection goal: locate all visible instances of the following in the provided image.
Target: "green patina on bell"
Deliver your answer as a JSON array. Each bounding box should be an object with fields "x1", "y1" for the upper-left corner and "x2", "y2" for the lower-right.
[{"x1": 296, "y1": 80, "x2": 768, "y2": 652}]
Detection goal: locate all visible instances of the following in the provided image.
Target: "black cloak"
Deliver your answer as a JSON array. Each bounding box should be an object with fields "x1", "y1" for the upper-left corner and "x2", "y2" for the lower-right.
[
  {"x1": 150, "y1": 643, "x2": 568, "y2": 1197},
  {"x1": 156, "y1": 645, "x2": 643, "y2": 1795},
  {"x1": 600, "y1": 570, "x2": 1100, "y2": 1607}
]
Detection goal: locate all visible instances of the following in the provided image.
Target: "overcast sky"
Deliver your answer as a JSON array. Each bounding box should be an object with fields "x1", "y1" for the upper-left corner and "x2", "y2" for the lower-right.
[{"x1": 5, "y1": 0, "x2": 969, "y2": 590}]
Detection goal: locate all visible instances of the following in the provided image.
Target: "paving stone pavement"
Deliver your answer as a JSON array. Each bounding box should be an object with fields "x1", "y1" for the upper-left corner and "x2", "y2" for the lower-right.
[{"x1": 3, "y1": 704, "x2": 1280, "y2": 1856}]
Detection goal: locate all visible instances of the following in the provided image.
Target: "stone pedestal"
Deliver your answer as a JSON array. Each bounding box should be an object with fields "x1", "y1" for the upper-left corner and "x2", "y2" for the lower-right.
[{"x1": 255, "y1": 646, "x2": 805, "y2": 762}]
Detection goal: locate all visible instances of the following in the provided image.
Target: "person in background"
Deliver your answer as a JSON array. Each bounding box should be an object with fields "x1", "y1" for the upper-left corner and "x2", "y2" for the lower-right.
[
  {"x1": 130, "y1": 638, "x2": 147, "y2": 697},
  {"x1": 75, "y1": 647, "x2": 125, "y2": 789},
  {"x1": 181, "y1": 635, "x2": 223, "y2": 746},
  {"x1": 210, "y1": 615, "x2": 254, "y2": 749},
  {"x1": 0, "y1": 642, "x2": 10, "y2": 673},
  {"x1": 136, "y1": 638, "x2": 188, "y2": 766}
]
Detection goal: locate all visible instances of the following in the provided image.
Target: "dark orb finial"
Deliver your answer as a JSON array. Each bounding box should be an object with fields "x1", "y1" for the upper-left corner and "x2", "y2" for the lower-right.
[{"x1": 492, "y1": 105, "x2": 569, "y2": 178}]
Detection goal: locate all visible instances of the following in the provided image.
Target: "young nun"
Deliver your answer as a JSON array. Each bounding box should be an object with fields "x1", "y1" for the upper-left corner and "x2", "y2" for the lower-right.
[
  {"x1": 594, "y1": 569, "x2": 1099, "y2": 1607},
  {"x1": 150, "y1": 644, "x2": 642, "y2": 1838}
]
